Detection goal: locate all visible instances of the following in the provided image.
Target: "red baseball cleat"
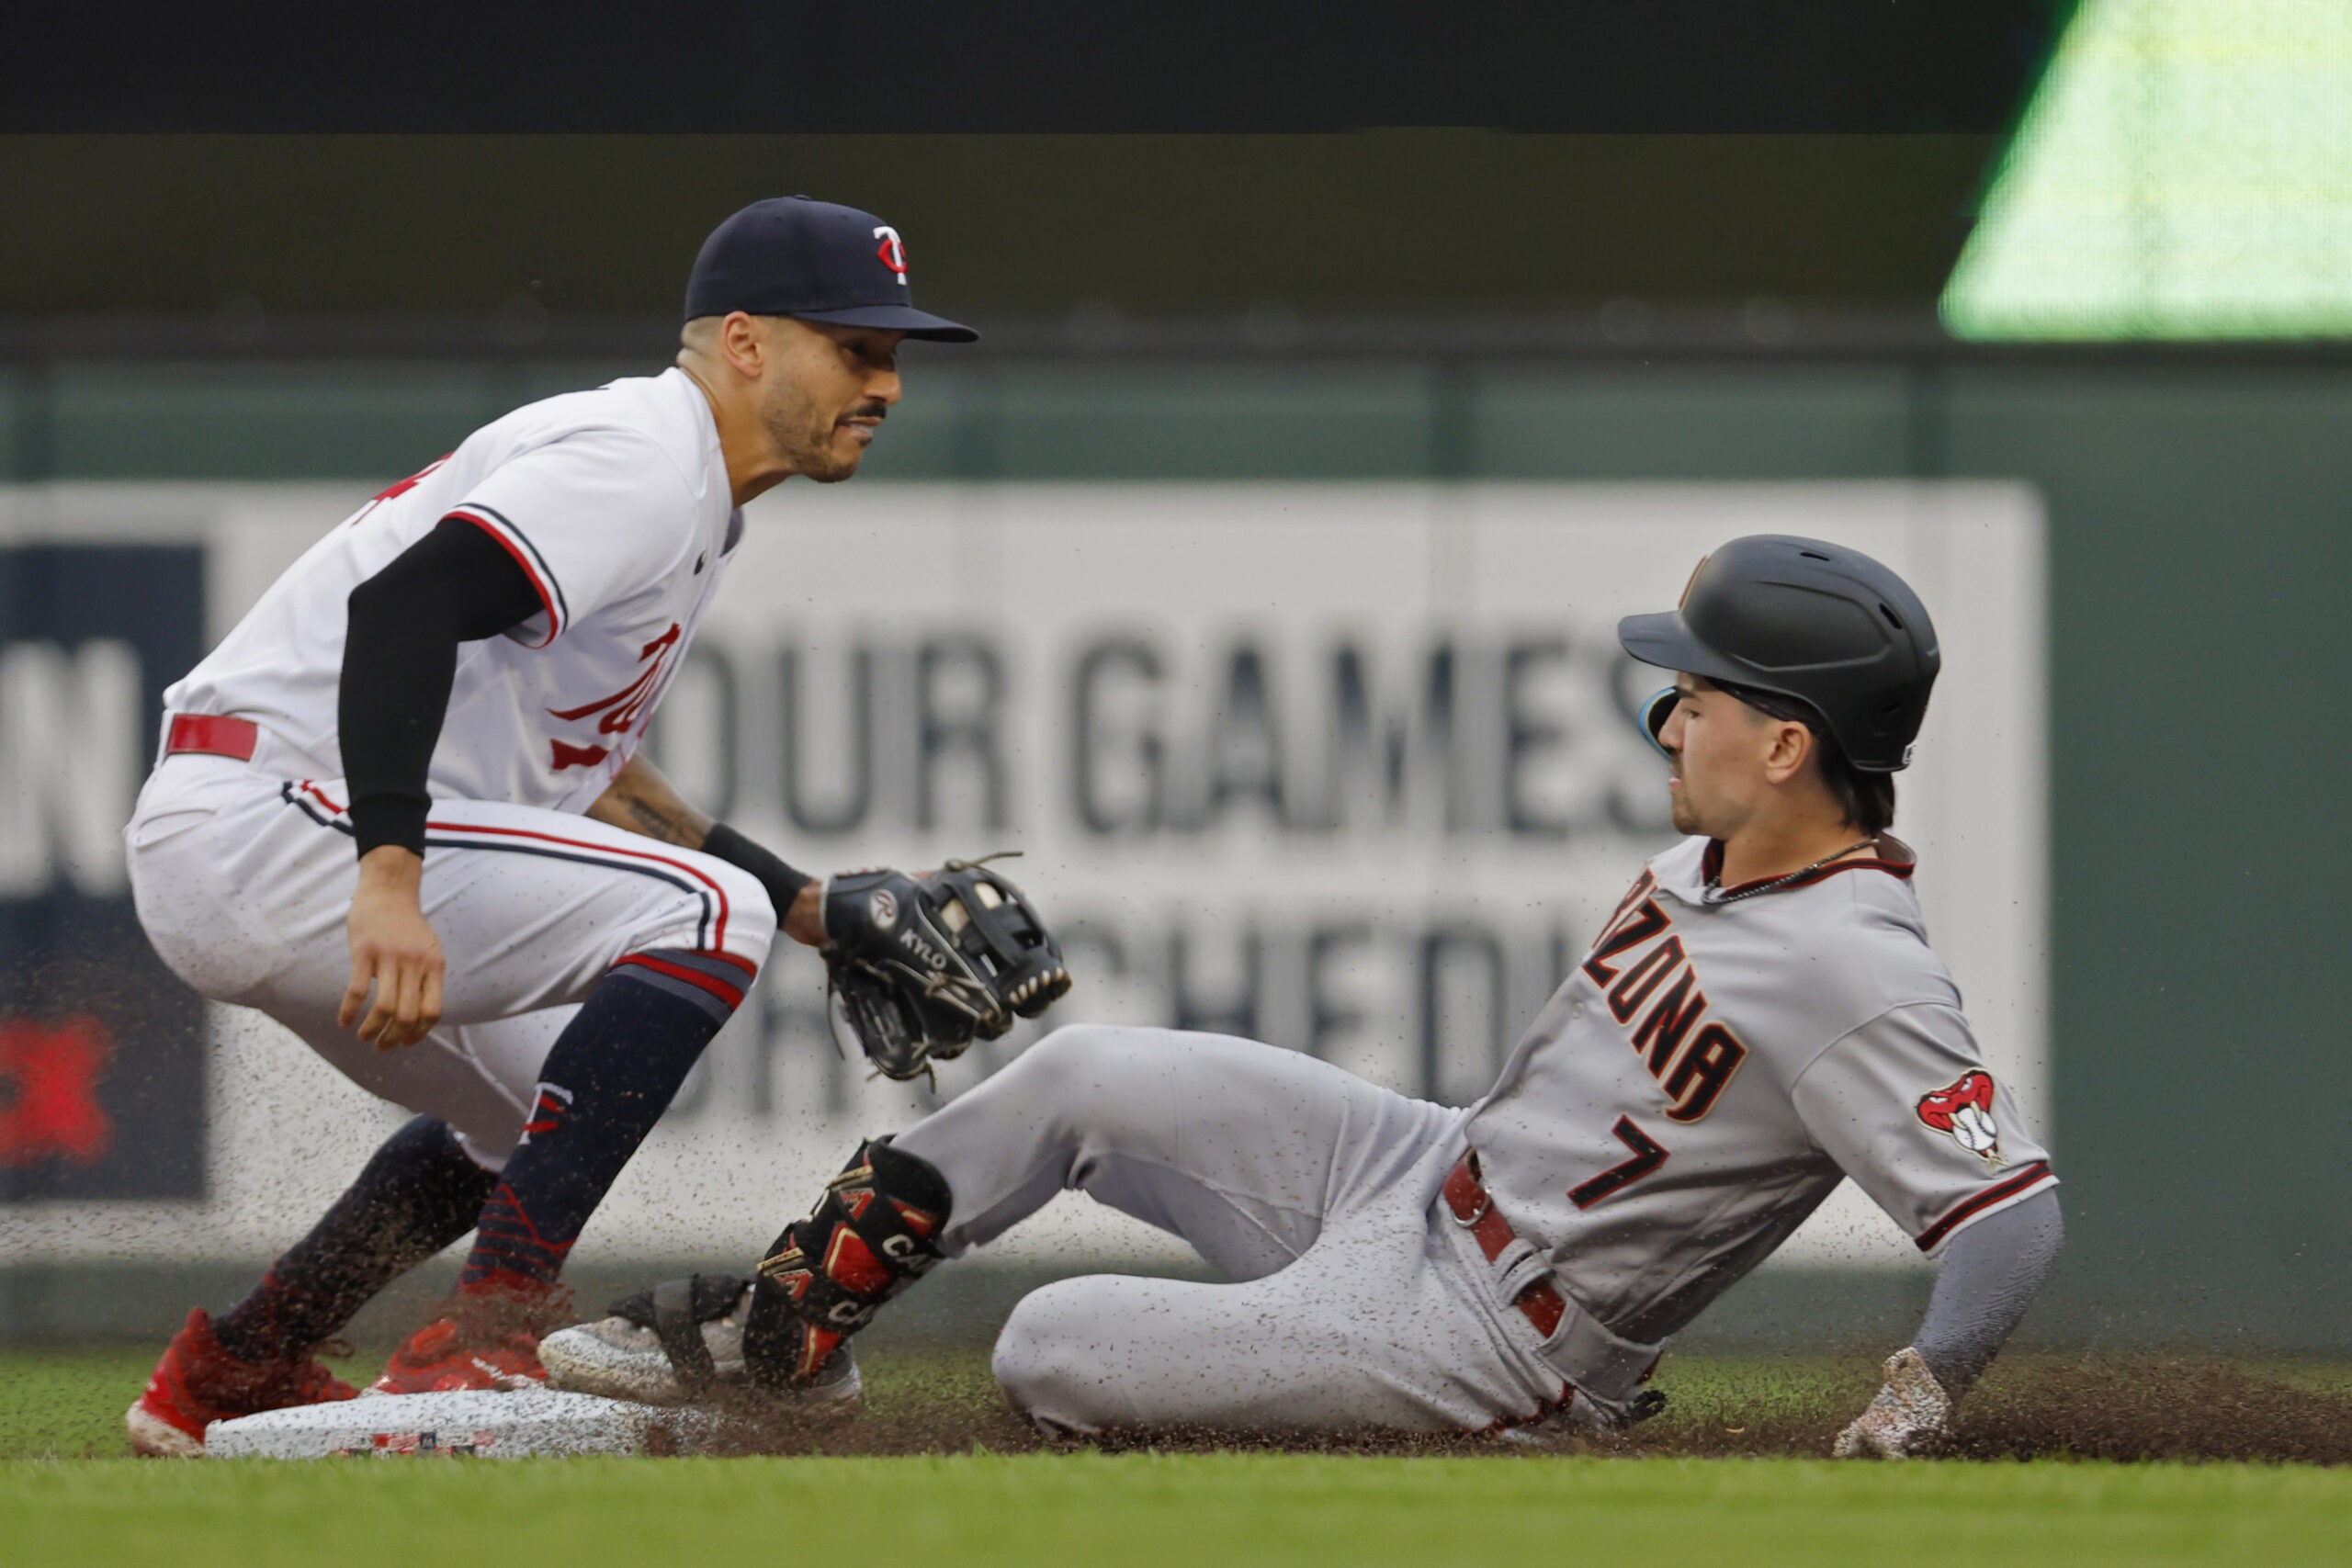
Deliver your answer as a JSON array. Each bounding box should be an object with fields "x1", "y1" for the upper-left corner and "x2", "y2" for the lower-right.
[
  {"x1": 125, "y1": 1307, "x2": 358, "y2": 1457},
  {"x1": 366, "y1": 1288, "x2": 568, "y2": 1395}
]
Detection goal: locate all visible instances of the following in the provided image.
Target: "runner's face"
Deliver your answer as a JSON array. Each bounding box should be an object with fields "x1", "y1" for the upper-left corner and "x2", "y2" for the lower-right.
[
  {"x1": 760, "y1": 320, "x2": 905, "y2": 482},
  {"x1": 1657, "y1": 675, "x2": 1775, "y2": 838}
]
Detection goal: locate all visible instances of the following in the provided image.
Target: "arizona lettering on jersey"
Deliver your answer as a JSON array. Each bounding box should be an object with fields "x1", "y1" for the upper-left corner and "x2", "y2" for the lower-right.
[
  {"x1": 1464, "y1": 833, "x2": 2056, "y2": 1347},
  {"x1": 164, "y1": 369, "x2": 741, "y2": 814},
  {"x1": 1577, "y1": 873, "x2": 1747, "y2": 1122}
]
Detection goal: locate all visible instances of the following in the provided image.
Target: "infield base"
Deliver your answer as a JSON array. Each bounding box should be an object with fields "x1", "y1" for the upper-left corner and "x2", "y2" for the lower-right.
[{"x1": 205, "y1": 1387, "x2": 718, "y2": 1459}]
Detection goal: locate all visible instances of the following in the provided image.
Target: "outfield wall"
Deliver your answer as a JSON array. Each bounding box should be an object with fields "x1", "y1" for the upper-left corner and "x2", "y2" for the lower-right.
[
  {"x1": 0, "y1": 478, "x2": 2045, "y2": 1282},
  {"x1": 0, "y1": 357, "x2": 2345, "y2": 1350}
]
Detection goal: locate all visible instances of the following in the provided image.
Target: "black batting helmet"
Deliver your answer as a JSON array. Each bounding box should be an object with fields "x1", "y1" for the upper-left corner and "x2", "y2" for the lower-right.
[{"x1": 1618, "y1": 536, "x2": 1940, "y2": 772}]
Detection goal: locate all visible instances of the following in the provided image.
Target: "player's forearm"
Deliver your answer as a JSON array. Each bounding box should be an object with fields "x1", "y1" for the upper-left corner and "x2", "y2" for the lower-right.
[
  {"x1": 1834, "y1": 1190, "x2": 2064, "y2": 1458},
  {"x1": 586, "y1": 754, "x2": 714, "y2": 848},
  {"x1": 1910, "y1": 1188, "x2": 2064, "y2": 1395},
  {"x1": 593, "y1": 756, "x2": 822, "y2": 944}
]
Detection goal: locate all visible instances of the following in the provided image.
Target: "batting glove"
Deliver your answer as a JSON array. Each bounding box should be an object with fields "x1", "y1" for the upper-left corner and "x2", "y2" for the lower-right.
[{"x1": 1831, "y1": 1347, "x2": 1952, "y2": 1459}]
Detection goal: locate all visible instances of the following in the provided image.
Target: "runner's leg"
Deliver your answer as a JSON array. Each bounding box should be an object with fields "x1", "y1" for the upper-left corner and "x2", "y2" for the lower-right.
[
  {"x1": 889, "y1": 1026, "x2": 1532, "y2": 1434},
  {"x1": 896, "y1": 1023, "x2": 1455, "y2": 1280},
  {"x1": 989, "y1": 1208, "x2": 1532, "y2": 1436}
]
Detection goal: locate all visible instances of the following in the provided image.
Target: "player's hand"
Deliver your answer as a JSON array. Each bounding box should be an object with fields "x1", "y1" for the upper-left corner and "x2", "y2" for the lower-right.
[
  {"x1": 341, "y1": 847, "x2": 446, "y2": 1050},
  {"x1": 1831, "y1": 1347, "x2": 1952, "y2": 1459}
]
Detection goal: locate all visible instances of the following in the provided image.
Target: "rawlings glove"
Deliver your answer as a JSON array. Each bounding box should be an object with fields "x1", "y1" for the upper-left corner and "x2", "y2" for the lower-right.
[
  {"x1": 822, "y1": 854, "x2": 1072, "y2": 1082},
  {"x1": 1832, "y1": 1347, "x2": 1953, "y2": 1459}
]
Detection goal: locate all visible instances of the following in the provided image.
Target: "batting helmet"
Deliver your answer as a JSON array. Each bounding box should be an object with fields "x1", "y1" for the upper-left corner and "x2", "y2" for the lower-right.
[{"x1": 1617, "y1": 536, "x2": 1940, "y2": 772}]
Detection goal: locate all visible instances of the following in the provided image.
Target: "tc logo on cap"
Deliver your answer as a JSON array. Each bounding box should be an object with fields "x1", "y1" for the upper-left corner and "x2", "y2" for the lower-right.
[{"x1": 873, "y1": 225, "x2": 909, "y2": 286}]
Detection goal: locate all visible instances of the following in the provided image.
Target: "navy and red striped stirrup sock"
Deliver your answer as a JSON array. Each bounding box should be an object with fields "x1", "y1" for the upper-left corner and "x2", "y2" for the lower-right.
[
  {"x1": 214, "y1": 1115, "x2": 495, "y2": 1364},
  {"x1": 457, "y1": 950, "x2": 754, "y2": 1293},
  {"x1": 607, "y1": 948, "x2": 758, "y2": 1018}
]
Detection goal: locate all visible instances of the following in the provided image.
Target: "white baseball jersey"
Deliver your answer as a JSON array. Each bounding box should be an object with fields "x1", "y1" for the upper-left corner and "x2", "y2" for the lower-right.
[
  {"x1": 131, "y1": 367, "x2": 771, "y2": 1165},
  {"x1": 1464, "y1": 833, "x2": 2057, "y2": 1345},
  {"x1": 164, "y1": 367, "x2": 740, "y2": 814}
]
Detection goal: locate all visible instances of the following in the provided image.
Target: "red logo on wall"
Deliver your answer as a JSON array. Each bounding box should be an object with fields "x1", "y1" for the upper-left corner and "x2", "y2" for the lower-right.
[{"x1": 0, "y1": 1016, "x2": 116, "y2": 1168}]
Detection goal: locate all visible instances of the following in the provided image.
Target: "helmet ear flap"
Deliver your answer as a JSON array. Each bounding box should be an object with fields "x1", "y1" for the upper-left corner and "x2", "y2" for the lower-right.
[{"x1": 1637, "y1": 687, "x2": 1679, "y2": 761}]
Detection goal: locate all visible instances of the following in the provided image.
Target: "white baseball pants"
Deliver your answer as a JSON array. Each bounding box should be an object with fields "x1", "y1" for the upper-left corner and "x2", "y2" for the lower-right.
[
  {"x1": 125, "y1": 753, "x2": 775, "y2": 1166},
  {"x1": 894, "y1": 1025, "x2": 1593, "y2": 1437}
]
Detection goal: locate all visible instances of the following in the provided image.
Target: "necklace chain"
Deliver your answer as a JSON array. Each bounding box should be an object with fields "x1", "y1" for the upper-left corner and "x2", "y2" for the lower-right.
[{"x1": 1708, "y1": 839, "x2": 1878, "y2": 905}]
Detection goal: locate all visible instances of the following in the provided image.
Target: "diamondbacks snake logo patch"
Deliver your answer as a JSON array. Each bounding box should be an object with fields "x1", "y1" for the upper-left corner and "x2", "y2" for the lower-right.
[{"x1": 1917, "y1": 1070, "x2": 2003, "y2": 1167}]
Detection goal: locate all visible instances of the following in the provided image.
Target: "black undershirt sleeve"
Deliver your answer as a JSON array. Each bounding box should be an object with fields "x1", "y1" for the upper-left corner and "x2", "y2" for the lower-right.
[{"x1": 340, "y1": 517, "x2": 547, "y2": 858}]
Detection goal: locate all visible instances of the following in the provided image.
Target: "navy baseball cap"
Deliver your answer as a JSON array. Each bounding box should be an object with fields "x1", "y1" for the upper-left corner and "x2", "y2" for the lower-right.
[{"x1": 684, "y1": 197, "x2": 978, "y2": 343}]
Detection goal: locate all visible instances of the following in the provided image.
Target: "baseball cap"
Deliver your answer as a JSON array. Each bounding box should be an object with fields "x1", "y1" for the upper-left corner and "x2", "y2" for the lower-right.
[{"x1": 684, "y1": 197, "x2": 978, "y2": 343}]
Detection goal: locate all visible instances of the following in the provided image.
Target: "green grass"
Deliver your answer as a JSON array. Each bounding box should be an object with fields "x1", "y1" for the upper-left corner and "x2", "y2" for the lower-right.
[
  {"x1": 1, "y1": 1347, "x2": 178, "y2": 1461},
  {"x1": 4, "y1": 1452, "x2": 2350, "y2": 1568},
  {"x1": 5, "y1": 1348, "x2": 2350, "y2": 1568}
]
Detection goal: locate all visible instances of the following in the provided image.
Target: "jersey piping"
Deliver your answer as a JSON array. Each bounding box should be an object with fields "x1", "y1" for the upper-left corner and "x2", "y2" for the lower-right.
[
  {"x1": 1698, "y1": 839, "x2": 1918, "y2": 898},
  {"x1": 1915, "y1": 1160, "x2": 2057, "y2": 1252},
  {"x1": 445, "y1": 505, "x2": 569, "y2": 647}
]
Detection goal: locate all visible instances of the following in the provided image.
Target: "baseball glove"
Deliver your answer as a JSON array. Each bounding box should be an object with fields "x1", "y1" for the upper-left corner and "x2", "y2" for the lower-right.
[{"x1": 821, "y1": 854, "x2": 1072, "y2": 1082}]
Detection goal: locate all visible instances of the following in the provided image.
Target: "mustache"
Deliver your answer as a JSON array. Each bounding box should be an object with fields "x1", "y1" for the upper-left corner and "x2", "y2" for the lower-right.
[{"x1": 838, "y1": 402, "x2": 889, "y2": 423}]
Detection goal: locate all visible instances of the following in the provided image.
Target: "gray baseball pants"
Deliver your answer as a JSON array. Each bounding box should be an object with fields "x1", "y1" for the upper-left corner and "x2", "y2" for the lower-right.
[{"x1": 892, "y1": 1025, "x2": 1577, "y2": 1436}]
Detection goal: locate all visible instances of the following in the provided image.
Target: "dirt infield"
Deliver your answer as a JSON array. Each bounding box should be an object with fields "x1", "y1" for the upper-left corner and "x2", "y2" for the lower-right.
[
  {"x1": 698, "y1": 1354, "x2": 2352, "y2": 1464},
  {"x1": 6, "y1": 1345, "x2": 2344, "y2": 1463},
  {"x1": 1610, "y1": 1355, "x2": 2352, "y2": 1464},
  {"x1": 1946, "y1": 1357, "x2": 2352, "y2": 1465}
]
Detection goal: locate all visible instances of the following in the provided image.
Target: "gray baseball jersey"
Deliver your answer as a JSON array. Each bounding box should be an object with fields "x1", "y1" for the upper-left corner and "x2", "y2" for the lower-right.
[
  {"x1": 1464, "y1": 833, "x2": 2057, "y2": 1346},
  {"x1": 835, "y1": 835, "x2": 2056, "y2": 1437}
]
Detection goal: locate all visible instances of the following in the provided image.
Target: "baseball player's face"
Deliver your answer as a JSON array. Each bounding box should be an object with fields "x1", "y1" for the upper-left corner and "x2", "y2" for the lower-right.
[
  {"x1": 759, "y1": 320, "x2": 906, "y2": 483},
  {"x1": 1658, "y1": 675, "x2": 1781, "y2": 838}
]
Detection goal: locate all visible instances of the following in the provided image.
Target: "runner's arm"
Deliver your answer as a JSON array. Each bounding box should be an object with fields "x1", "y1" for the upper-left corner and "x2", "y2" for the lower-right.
[
  {"x1": 1911, "y1": 1187, "x2": 2064, "y2": 1395},
  {"x1": 1792, "y1": 1006, "x2": 2064, "y2": 1454}
]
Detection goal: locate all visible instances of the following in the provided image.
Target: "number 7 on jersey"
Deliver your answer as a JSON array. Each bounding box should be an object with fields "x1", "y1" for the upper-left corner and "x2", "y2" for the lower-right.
[{"x1": 1568, "y1": 1116, "x2": 1669, "y2": 1209}]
